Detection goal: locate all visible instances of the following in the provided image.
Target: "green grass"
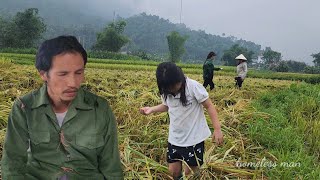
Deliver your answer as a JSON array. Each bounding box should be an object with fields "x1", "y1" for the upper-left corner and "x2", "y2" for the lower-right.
[
  {"x1": 244, "y1": 83, "x2": 320, "y2": 179},
  {"x1": 1, "y1": 53, "x2": 320, "y2": 84}
]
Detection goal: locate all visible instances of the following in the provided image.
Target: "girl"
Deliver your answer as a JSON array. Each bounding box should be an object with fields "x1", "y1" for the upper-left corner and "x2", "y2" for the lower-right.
[{"x1": 140, "y1": 62, "x2": 223, "y2": 179}]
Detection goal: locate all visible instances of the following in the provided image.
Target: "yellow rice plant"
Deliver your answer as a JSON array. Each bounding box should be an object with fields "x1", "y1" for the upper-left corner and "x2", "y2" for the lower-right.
[{"x1": 0, "y1": 61, "x2": 297, "y2": 179}]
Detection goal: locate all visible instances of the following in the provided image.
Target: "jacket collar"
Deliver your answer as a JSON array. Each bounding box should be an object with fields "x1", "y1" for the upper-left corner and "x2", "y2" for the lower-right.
[
  {"x1": 70, "y1": 87, "x2": 94, "y2": 110},
  {"x1": 31, "y1": 84, "x2": 50, "y2": 109}
]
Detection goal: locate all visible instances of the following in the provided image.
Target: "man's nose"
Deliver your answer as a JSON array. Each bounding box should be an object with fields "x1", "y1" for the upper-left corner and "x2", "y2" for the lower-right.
[{"x1": 67, "y1": 75, "x2": 77, "y2": 87}]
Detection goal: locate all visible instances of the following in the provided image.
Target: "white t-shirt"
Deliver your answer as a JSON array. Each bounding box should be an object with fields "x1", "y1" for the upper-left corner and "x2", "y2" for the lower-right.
[
  {"x1": 161, "y1": 78, "x2": 212, "y2": 147},
  {"x1": 55, "y1": 111, "x2": 67, "y2": 127},
  {"x1": 55, "y1": 111, "x2": 68, "y2": 180}
]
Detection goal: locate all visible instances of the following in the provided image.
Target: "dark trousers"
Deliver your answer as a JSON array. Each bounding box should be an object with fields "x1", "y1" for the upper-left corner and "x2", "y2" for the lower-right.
[
  {"x1": 235, "y1": 77, "x2": 244, "y2": 88},
  {"x1": 203, "y1": 78, "x2": 215, "y2": 90}
]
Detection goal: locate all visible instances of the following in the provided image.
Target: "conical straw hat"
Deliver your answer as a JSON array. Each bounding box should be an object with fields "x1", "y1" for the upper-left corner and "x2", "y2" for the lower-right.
[{"x1": 235, "y1": 54, "x2": 247, "y2": 60}]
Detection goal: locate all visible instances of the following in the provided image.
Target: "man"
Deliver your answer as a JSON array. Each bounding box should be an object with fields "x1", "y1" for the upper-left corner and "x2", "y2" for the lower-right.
[
  {"x1": 1, "y1": 36, "x2": 123, "y2": 179},
  {"x1": 235, "y1": 54, "x2": 248, "y2": 89},
  {"x1": 203, "y1": 51, "x2": 222, "y2": 90}
]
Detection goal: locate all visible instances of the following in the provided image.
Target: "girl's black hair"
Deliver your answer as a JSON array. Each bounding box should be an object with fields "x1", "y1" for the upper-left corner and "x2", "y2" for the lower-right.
[
  {"x1": 156, "y1": 62, "x2": 187, "y2": 106},
  {"x1": 206, "y1": 51, "x2": 216, "y2": 60}
]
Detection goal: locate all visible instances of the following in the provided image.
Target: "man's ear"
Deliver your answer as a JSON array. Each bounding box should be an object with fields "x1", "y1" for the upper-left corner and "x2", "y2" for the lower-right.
[{"x1": 39, "y1": 70, "x2": 48, "y2": 81}]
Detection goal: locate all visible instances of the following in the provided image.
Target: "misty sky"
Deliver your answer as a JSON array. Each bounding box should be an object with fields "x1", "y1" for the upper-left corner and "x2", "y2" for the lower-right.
[
  {"x1": 3, "y1": 0, "x2": 318, "y2": 64},
  {"x1": 83, "y1": 0, "x2": 319, "y2": 64}
]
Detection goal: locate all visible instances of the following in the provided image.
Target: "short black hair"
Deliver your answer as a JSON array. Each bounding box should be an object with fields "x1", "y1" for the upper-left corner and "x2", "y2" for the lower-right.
[
  {"x1": 156, "y1": 62, "x2": 187, "y2": 106},
  {"x1": 35, "y1": 36, "x2": 87, "y2": 71}
]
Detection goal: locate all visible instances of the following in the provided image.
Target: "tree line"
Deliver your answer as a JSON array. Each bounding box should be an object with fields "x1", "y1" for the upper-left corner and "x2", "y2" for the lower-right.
[{"x1": 0, "y1": 8, "x2": 319, "y2": 74}]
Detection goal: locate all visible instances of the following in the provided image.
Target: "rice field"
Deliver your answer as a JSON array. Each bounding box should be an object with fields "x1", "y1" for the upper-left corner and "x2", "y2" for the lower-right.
[{"x1": 0, "y1": 55, "x2": 319, "y2": 179}]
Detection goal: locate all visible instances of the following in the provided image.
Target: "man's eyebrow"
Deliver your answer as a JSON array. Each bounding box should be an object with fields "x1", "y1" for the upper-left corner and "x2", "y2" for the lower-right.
[
  {"x1": 56, "y1": 71, "x2": 68, "y2": 73},
  {"x1": 56, "y1": 68, "x2": 85, "y2": 73},
  {"x1": 75, "y1": 68, "x2": 85, "y2": 72}
]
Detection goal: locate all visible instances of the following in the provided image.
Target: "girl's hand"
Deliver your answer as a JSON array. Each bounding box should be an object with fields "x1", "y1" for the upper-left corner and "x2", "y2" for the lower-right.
[
  {"x1": 139, "y1": 107, "x2": 153, "y2": 115},
  {"x1": 212, "y1": 129, "x2": 224, "y2": 145}
]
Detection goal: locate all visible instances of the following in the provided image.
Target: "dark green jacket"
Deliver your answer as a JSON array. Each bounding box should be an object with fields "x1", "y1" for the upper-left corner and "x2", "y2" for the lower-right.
[
  {"x1": 1, "y1": 85, "x2": 123, "y2": 180},
  {"x1": 203, "y1": 59, "x2": 221, "y2": 79}
]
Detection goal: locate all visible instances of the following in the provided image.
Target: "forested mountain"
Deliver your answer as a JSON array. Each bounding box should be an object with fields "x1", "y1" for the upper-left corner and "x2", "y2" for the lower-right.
[
  {"x1": 0, "y1": 0, "x2": 108, "y2": 25},
  {"x1": 0, "y1": 1, "x2": 262, "y2": 62},
  {"x1": 0, "y1": 0, "x2": 107, "y2": 49},
  {"x1": 124, "y1": 13, "x2": 261, "y2": 62}
]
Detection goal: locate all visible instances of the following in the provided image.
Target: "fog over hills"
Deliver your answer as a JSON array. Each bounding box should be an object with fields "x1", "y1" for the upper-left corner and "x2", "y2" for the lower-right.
[{"x1": 1, "y1": 0, "x2": 319, "y2": 64}]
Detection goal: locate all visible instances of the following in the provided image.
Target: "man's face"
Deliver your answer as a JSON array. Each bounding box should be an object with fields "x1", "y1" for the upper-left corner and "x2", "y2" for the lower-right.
[{"x1": 40, "y1": 52, "x2": 85, "y2": 106}]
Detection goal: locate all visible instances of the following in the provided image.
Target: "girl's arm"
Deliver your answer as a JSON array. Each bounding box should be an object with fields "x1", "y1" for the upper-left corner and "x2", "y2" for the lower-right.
[
  {"x1": 201, "y1": 98, "x2": 224, "y2": 145},
  {"x1": 140, "y1": 104, "x2": 168, "y2": 115}
]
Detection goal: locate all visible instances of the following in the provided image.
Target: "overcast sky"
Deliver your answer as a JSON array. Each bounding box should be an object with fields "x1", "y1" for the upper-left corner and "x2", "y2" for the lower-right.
[
  {"x1": 5, "y1": 0, "x2": 317, "y2": 64},
  {"x1": 84, "y1": 0, "x2": 319, "y2": 64}
]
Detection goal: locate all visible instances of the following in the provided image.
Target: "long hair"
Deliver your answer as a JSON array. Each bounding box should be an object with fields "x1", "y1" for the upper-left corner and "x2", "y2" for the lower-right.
[
  {"x1": 206, "y1": 51, "x2": 216, "y2": 60},
  {"x1": 156, "y1": 62, "x2": 187, "y2": 106}
]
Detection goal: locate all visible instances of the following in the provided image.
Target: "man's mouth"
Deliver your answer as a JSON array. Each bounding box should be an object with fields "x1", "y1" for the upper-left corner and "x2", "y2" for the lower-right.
[{"x1": 64, "y1": 90, "x2": 78, "y2": 97}]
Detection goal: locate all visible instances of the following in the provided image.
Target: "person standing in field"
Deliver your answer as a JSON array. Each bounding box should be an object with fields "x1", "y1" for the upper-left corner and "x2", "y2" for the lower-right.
[
  {"x1": 140, "y1": 62, "x2": 224, "y2": 180},
  {"x1": 1, "y1": 36, "x2": 124, "y2": 179},
  {"x1": 234, "y1": 54, "x2": 248, "y2": 89},
  {"x1": 203, "y1": 51, "x2": 222, "y2": 90}
]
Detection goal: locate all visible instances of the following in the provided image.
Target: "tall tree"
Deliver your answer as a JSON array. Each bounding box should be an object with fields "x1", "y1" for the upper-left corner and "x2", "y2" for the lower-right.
[
  {"x1": 311, "y1": 52, "x2": 320, "y2": 66},
  {"x1": 286, "y1": 60, "x2": 307, "y2": 72},
  {"x1": 304, "y1": 66, "x2": 320, "y2": 74},
  {"x1": 166, "y1": 31, "x2": 188, "y2": 63},
  {"x1": 274, "y1": 61, "x2": 289, "y2": 72},
  {"x1": 221, "y1": 44, "x2": 254, "y2": 66},
  {"x1": 0, "y1": 8, "x2": 46, "y2": 48},
  {"x1": 0, "y1": 17, "x2": 7, "y2": 48},
  {"x1": 93, "y1": 20, "x2": 129, "y2": 52},
  {"x1": 262, "y1": 47, "x2": 282, "y2": 67}
]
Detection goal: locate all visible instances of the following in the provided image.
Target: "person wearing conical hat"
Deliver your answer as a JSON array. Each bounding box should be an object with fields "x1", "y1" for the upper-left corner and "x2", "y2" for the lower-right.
[
  {"x1": 234, "y1": 54, "x2": 248, "y2": 88},
  {"x1": 202, "y1": 51, "x2": 223, "y2": 90}
]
